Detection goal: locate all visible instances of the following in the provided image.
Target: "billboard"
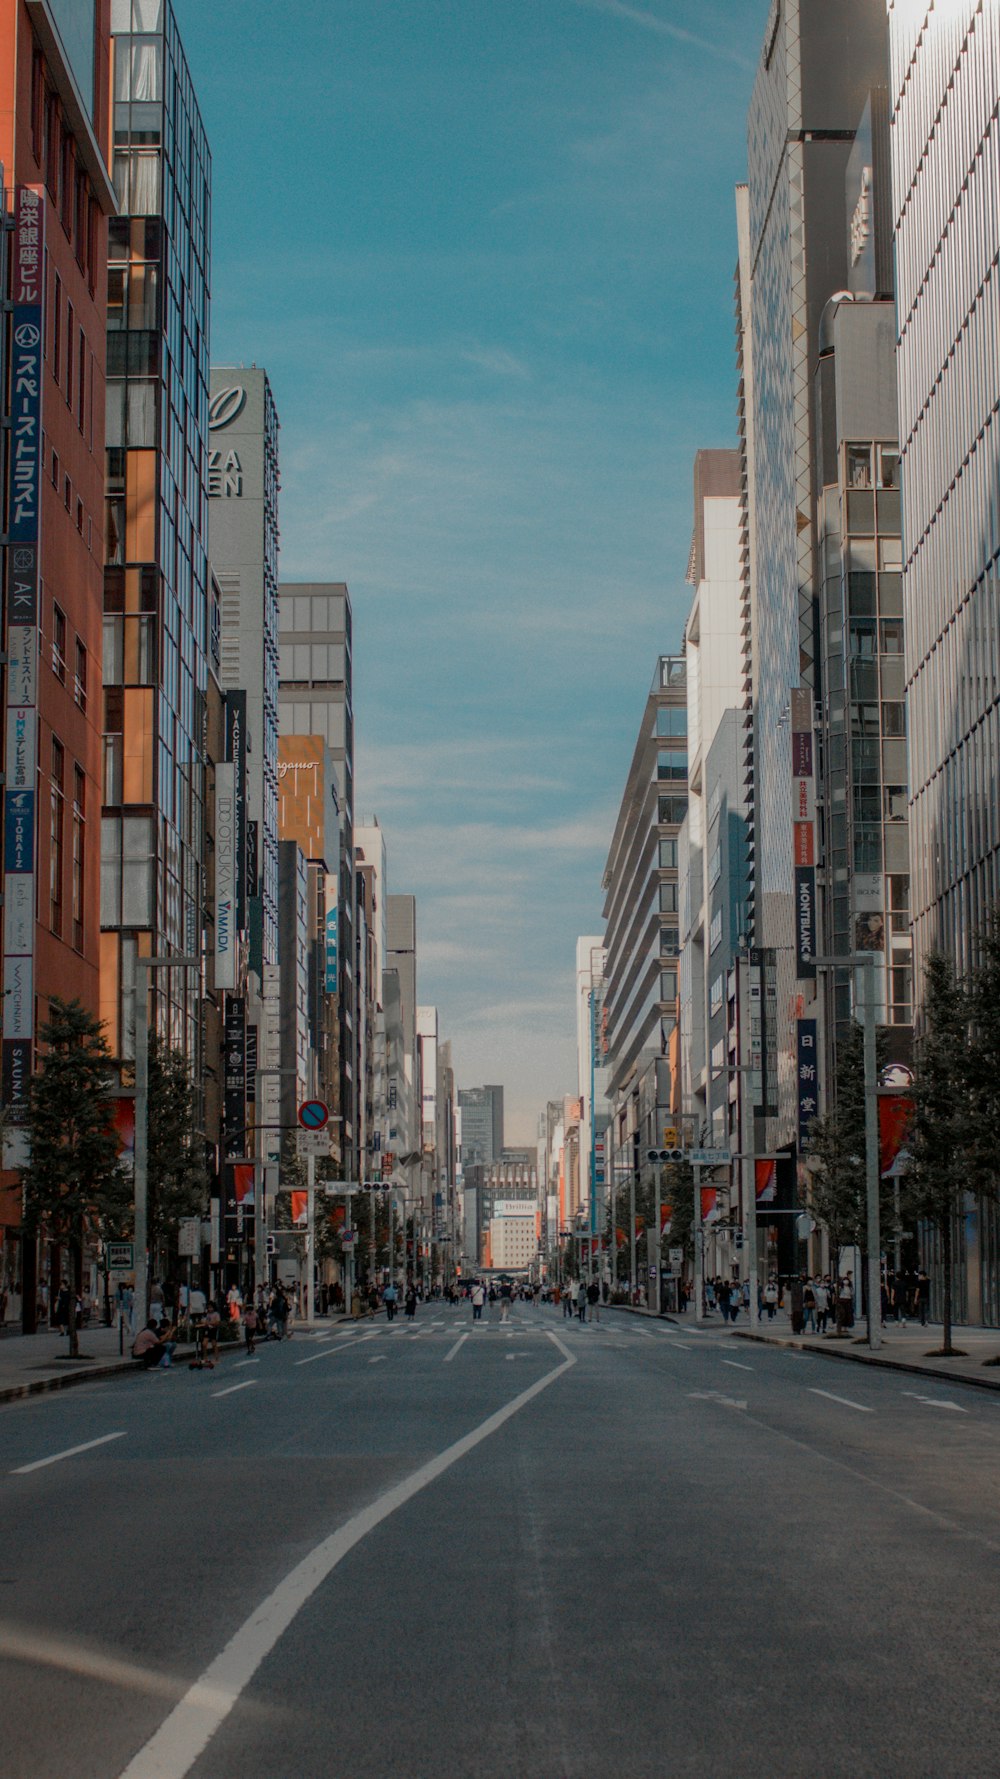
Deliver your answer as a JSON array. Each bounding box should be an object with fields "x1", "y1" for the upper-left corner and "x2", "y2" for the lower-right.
[
  {"x1": 791, "y1": 689, "x2": 817, "y2": 981},
  {"x1": 215, "y1": 762, "x2": 237, "y2": 989}
]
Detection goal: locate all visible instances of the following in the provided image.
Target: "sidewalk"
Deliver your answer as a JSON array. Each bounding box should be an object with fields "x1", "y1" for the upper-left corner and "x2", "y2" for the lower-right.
[{"x1": 728, "y1": 1309, "x2": 1000, "y2": 1393}]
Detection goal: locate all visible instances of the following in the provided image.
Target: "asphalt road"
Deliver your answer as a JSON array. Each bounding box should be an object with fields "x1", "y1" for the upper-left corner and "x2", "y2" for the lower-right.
[{"x1": 4, "y1": 1303, "x2": 1000, "y2": 1779}]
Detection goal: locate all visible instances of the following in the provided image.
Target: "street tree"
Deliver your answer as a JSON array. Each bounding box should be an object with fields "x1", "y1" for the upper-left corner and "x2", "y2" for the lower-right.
[
  {"x1": 20, "y1": 999, "x2": 128, "y2": 1358},
  {"x1": 804, "y1": 1021, "x2": 893, "y2": 1295},
  {"x1": 966, "y1": 913, "x2": 1000, "y2": 1203},
  {"x1": 146, "y1": 1034, "x2": 206, "y2": 1275},
  {"x1": 904, "y1": 950, "x2": 978, "y2": 1356}
]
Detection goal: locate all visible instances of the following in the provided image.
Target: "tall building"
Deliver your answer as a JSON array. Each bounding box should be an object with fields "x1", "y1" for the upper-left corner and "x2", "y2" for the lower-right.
[
  {"x1": 101, "y1": 0, "x2": 211, "y2": 1074},
  {"x1": 677, "y1": 451, "x2": 746, "y2": 1165},
  {"x1": 743, "y1": 0, "x2": 889, "y2": 1149},
  {"x1": 888, "y1": 1, "x2": 1000, "y2": 981},
  {"x1": 279, "y1": 583, "x2": 356, "y2": 1177},
  {"x1": 457, "y1": 1084, "x2": 504, "y2": 1166},
  {"x1": 209, "y1": 365, "x2": 281, "y2": 978},
  {"x1": 602, "y1": 655, "x2": 687, "y2": 1210},
  {"x1": 1, "y1": 0, "x2": 116, "y2": 1310},
  {"x1": 575, "y1": 939, "x2": 609, "y2": 1225},
  {"x1": 887, "y1": 0, "x2": 1000, "y2": 1324}
]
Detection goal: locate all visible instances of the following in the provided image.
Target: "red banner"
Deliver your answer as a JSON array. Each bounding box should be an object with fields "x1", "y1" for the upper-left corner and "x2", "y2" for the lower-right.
[
  {"x1": 233, "y1": 1163, "x2": 255, "y2": 1206},
  {"x1": 755, "y1": 1159, "x2": 777, "y2": 1203},
  {"x1": 879, "y1": 1095, "x2": 914, "y2": 1176},
  {"x1": 291, "y1": 1190, "x2": 308, "y2": 1226},
  {"x1": 660, "y1": 1202, "x2": 672, "y2": 1235},
  {"x1": 700, "y1": 1187, "x2": 720, "y2": 1224}
]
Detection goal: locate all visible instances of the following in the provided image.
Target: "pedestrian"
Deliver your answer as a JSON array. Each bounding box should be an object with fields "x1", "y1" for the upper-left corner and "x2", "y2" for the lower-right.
[
  {"x1": 243, "y1": 1302, "x2": 258, "y2": 1355},
  {"x1": 54, "y1": 1283, "x2": 71, "y2": 1336},
  {"x1": 471, "y1": 1281, "x2": 485, "y2": 1321},
  {"x1": 576, "y1": 1278, "x2": 587, "y2": 1322},
  {"x1": 500, "y1": 1279, "x2": 513, "y2": 1323},
  {"x1": 367, "y1": 1282, "x2": 379, "y2": 1320},
  {"x1": 789, "y1": 1274, "x2": 805, "y2": 1334},
  {"x1": 488, "y1": 1283, "x2": 497, "y2": 1308},
  {"x1": 587, "y1": 1278, "x2": 600, "y2": 1323},
  {"x1": 271, "y1": 1288, "x2": 289, "y2": 1341},
  {"x1": 384, "y1": 1280, "x2": 398, "y2": 1320},
  {"x1": 836, "y1": 1274, "x2": 854, "y2": 1333},
  {"x1": 717, "y1": 1278, "x2": 732, "y2": 1323},
  {"x1": 916, "y1": 1268, "x2": 931, "y2": 1326},
  {"x1": 729, "y1": 1281, "x2": 740, "y2": 1324},
  {"x1": 563, "y1": 1283, "x2": 574, "y2": 1319},
  {"x1": 404, "y1": 1284, "x2": 417, "y2": 1321},
  {"x1": 813, "y1": 1276, "x2": 830, "y2": 1335},
  {"x1": 705, "y1": 1278, "x2": 716, "y2": 1314},
  {"x1": 133, "y1": 1318, "x2": 176, "y2": 1370},
  {"x1": 803, "y1": 1277, "x2": 816, "y2": 1333},
  {"x1": 763, "y1": 1276, "x2": 778, "y2": 1319}
]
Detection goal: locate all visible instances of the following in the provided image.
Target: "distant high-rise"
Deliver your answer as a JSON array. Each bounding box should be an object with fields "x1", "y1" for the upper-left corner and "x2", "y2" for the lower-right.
[{"x1": 457, "y1": 1085, "x2": 504, "y2": 1166}]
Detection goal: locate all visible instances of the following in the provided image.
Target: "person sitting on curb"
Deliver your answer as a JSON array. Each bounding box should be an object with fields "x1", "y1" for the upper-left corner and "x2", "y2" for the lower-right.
[{"x1": 133, "y1": 1319, "x2": 176, "y2": 1370}]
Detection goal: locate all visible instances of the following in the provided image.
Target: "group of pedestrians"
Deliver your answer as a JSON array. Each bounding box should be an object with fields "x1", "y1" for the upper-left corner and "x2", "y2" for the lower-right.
[
  {"x1": 704, "y1": 1277, "x2": 751, "y2": 1322},
  {"x1": 556, "y1": 1278, "x2": 601, "y2": 1322}
]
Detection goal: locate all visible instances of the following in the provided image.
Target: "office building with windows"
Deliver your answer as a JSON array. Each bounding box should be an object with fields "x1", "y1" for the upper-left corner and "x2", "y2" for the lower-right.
[
  {"x1": 743, "y1": 0, "x2": 890, "y2": 1150},
  {"x1": 602, "y1": 656, "x2": 687, "y2": 1220},
  {"x1": 0, "y1": 0, "x2": 116, "y2": 1311},
  {"x1": 888, "y1": 1, "x2": 1000, "y2": 981},
  {"x1": 457, "y1": 1084, "x2": 504, "y2": 1167},
  {"x1": 100, "y1": 0, "x2": 211, "y2": 1078},
  {"x1": 279, "y1": 583, "x2": 356, "y2": 1177}
]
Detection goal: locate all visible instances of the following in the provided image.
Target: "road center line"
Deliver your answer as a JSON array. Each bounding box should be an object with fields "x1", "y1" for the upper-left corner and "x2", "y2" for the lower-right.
[
  {"x1": 116, "y1": 1341, "x2": 577, "y2": 1779},
  {"x1": 722, "y1": 1360, "x2": 754, "y2": 1371},
  {"x1": 12, "y1": 1431, "x2": 127, "y2": 1475},
  {"x1": 211, "y1": 1381, "x2": 257, "y2": 1400},
  {"x1": 808, "y1": 1387, "x2": 874, "y2": 1413},
  {"x1": 443, "y1": 1334, "x2": 468, "y2": 1364},
  {"x1": 233, "y1": 1358, "x2": 259, "y2": 1369}
]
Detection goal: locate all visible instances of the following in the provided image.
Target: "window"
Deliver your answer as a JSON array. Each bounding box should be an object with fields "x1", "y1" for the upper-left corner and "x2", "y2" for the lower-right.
[
  {"x1": 52, "y1": 604, "x2": 67, "y2": 682},
  {"x1": 659, "y1": 838, "x2": 678, "y2": 869},
  {"x1": 659, "y1": 882, "x2": 678, "y2": 914},
  {"x1": 656, "y1": 706, "x2": 687, "y2": 738},
  {"x1": 657, "y1": 749, "x2": 688, "y2": 782},
  {"x1": 847, "y1": 444, "x2": 872, "y2": 488},
  {"x1": 882, "y1": 702, "x2": 905, "y2": 737},
  {"x1": 880, "y1": 620, "x2": 904, "y2": 654},
  {"x1": 660, "y1": 970, "x2": 678, "y2": 1004},
  {"x1": 50, "y1": 739, "x2": 65, "y2": 936},
  {"x1": 66, "y1": 303, "x2": 74, "y2": 404},
  {"x1": 710, "y1": 910, "x2": 723, "y2": 952},
  {"x1": 659, "y1": 796, "x2": 688, "y2": 826},
  {"x1": 77, "y1": 327, "x2": 86, "y2": 427},
  {"x1": 31, "y1": 52, "x2": 45, "y2": 164},
  {"x1": 710, "y1": 975, "x2": 725, "y2": 1015},
  {"x1": 74, "y1": 639, "x2": 88, "y2": 712},
  {"x1": 709, "y1": 846, "x2": 721, "y2": 889}
]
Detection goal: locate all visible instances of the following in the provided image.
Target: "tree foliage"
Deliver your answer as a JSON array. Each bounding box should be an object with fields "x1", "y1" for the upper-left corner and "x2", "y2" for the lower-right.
[
  {"x1": 20, "y1": 999, "x2": 128, "y2": 1356},
  {"x1": 146, "y1": 1034, "x2": 206, "y2": 1266},
  {"x1": 804, "y1": 1020, "x2": 893, "y2": 1265},
  {"x1": 904, "y1": 950, "x2": 980, "y2": 1355}
]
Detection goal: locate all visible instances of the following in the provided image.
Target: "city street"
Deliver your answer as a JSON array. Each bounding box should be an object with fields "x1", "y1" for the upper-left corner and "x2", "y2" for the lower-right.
[{"x1": 3, "y1": 1305, "x2": 1000, "y2": 1778}]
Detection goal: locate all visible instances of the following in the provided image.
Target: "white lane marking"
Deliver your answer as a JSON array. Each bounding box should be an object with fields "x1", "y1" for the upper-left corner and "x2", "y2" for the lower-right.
[
  {"x1": 902, "y1": 1392, "x2": 968, "y2": 1413},
  {"x1": 633, "y1": 1328, "x2": 656, "y2": 1340},
  {"x1": 687, "y1": 1391, "x2": 746, "y2": 1411},
  {"x1": 116, "y1": 1345, "x2": 577, "y2": 1779},
  {"x1": 443, "y1": 1334, "x2": 469, "y2": 1364},
  {"x1": 808, "y1": 1388, "x2": 874, "y2": 1414},
  {"x1": 368, "y1": 1355, "x2": 387, "y2": 1365},
  {"x1": 233, "y1": 1358, "x2": 259, "y2": 1369},
  {"x1": 295, "y1": 1332, "x2": 378, "y2": 1366},
  {"x1": 12, "y1": 1431, "x2": 127, "y2": 1475},
  {"x1": 211, "y1": 1381, "x2": 257, "y2": 1400},
  {"x1": 670, "y1": 1342, "x2": 691, "y2": 1350},
  {"x1": 722, "y1": 1360, "x2": 754, "y2": 1372}
]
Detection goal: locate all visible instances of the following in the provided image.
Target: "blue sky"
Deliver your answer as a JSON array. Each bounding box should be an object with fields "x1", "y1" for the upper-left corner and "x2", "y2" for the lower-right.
[{"x1": 177, "y1": 0, "x2": 764, "y2": 1142}]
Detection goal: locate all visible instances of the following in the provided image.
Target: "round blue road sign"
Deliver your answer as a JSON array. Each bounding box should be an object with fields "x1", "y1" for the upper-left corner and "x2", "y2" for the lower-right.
[{"x1": 298, "y1": 1099, "x2": 329, "y2": 1131}]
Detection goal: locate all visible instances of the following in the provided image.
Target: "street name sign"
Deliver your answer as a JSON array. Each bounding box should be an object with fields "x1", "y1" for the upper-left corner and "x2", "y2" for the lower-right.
[
  {"x1": 690, "y1": 1148, "x2": 731, "y2": 1166},
  {"x1": 106, "y1": 1242, "x2": 134, "y2": 1271}
]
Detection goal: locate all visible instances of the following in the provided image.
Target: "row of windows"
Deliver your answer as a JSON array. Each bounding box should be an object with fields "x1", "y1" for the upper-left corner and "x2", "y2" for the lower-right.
[
  {"x1": 49, "y1": 740, "x2": 87, "y2": 953},
  {"x1": 31, "y1": 52, "x2": 100, "y2": 291}
]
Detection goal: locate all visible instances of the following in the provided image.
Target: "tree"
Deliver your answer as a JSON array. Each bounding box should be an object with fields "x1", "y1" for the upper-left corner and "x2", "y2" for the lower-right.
[
  {"x1": 904, "y1": 950, "x2": 977, "y2": 1357},
  {"x1": 966, "y1": 913, "x2": 1000, "y2": 1203},
  {"x1": 804, "y1": 1021, "x2": 893, "y2": 1312},
  {"x1": 146, "y1": 1035, "x2": 206, "y2": 1275},
  {"x1": 20, "y1": 999, "x2": 128, "y2": 1358}
]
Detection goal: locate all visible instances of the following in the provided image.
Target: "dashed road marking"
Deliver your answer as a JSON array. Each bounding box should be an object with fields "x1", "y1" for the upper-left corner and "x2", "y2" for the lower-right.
[
  {"x1": 902, "y1": 1392, "x2": 968, "y2": 1413},
  {"x1": 722, "y1": 1360, "x2": 754, "y2": 1372},
  {"x1": 443, "y1": 1334, "x2": 469, "y2": 1364},
  {"x1": 808, "y1": 1387, "x2": 874, "y2": 1413},
  {"x1": 12, "y1": 1431, "x2": 127, "y2": 1475},
  {"x1": 211, "y1": 1381, "x2": 257, "y2": 1400}
]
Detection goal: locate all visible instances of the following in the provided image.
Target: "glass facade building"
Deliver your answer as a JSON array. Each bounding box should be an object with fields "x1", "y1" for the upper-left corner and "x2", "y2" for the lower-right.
[
  {"x1": 888, "y1": 0, "x2": 1000, "y2": 980},
  {"x1": 101, "y1": 0, "x2": 211, "y2": 1070}
]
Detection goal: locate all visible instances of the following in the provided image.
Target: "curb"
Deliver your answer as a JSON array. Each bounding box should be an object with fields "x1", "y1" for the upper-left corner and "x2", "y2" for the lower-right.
[
  {"x1": 732, "y1": 1329, "x2": 1000, "y2": 1393},
  {"x1": 0, "y1": 1336, "x2": 228, "y2": 1407}
]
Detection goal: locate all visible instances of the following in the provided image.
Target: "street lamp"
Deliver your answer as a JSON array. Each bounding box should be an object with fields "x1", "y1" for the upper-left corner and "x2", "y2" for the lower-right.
[{"x1": 134, "y1": 954, "x2": 200, "y2": 1334}]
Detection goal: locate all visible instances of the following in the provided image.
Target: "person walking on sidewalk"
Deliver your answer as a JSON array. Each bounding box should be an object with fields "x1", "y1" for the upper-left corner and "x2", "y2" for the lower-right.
[
  {"x1": 803, "y1": 1277, "x2": 816, "y2": 1333},
  {"x1": 763, "y1": 1276, "x2": 778, "y2": 1320},
  {"x1": 404, "y1": 1284, "x2": 417, "y2": 1321},
  {"x1": 587, "y1": 1278, "x2": 600, "y2": 1323},
  {"x1": 499, "y1": 1279, "x2": 513, "y2": 1323},
  {"x1": 813, "y1": 1276, "x2": 830, "y2": 1335},
  {"x1": 576, "y1": 1278, "x2": 588, "y2": 1323},
  {"x1": 916, "y1": 1269, "x2": 931, "y2": 1326},
  {"x1": 562, "y1": 1282, "x2": 574, "y2": 1319},
  {"x1": 470, "y1": 1281, "x2": 485, "y2": 1321},
  {"x1": 384, "y1": 1281, "x2": 398, "y2": 1320}
]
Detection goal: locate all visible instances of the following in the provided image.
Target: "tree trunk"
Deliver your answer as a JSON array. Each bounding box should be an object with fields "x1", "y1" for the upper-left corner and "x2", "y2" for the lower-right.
[
  {"x1": 941, "y1": 1208, "x2": 953, "y2": 1356},
  {"x1": 67, "y1": 1231, "x2": 80, "y2": 1359}
]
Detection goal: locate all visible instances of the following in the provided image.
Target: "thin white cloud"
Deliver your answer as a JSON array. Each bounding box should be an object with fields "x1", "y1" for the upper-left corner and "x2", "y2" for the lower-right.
[{"x1": 568, "y1": 0, "x2": 755, "y2": 70}]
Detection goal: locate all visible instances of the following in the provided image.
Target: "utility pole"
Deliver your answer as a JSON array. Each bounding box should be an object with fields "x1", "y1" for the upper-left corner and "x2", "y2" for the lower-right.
[
  {"x1": 739, "y1": 955, "x2": 760, "y2": 1331},
  {"x1": 693, "y1": 1157, "x2": 705, "y2": 1324}
]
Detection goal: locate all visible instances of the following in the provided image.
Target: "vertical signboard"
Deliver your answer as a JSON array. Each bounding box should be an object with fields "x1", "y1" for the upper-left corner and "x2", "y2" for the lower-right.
[
  {"x1": 325, "y1": 874, "x2": 339, "y2": 994},
  {"x1": 3, "y1": 188, "x2": 45, "y2": 1143},
  {"x1": 223, "y1": 996, "x2": 246, "y2": 1159},
  {"x1": 796, "y1": 1018, "x2": 819, "y2": 1152},
  {"x1": 791, "y1": 688, "x2": 817, "y2": 980},
  {"x1": 224, "y1": 690, "x2": 247, "y2": 929},
  {"x1": 214, "y1": 762, "x2": 237, "y2": 988}
]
